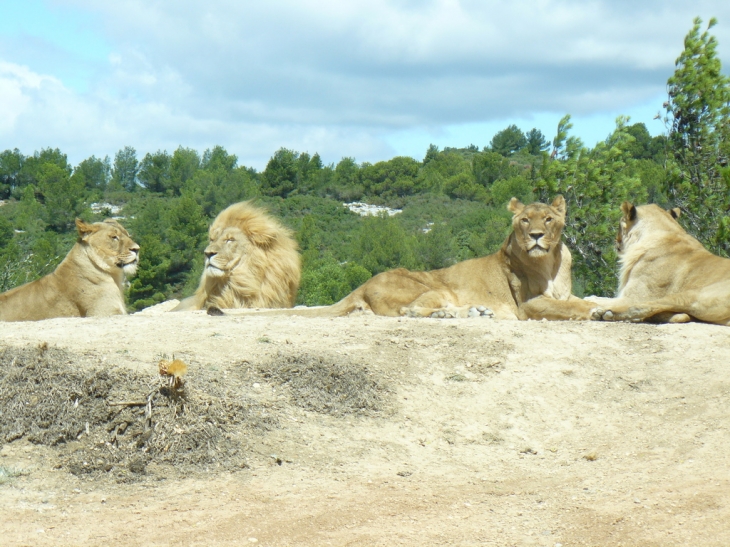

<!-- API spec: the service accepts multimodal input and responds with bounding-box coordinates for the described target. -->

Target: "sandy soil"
[1,308,730,546]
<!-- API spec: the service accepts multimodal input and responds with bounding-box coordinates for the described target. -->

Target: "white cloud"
[4,1,730,167]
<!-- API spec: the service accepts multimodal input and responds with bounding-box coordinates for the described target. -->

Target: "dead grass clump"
[260,352,389,415]
[0,345,275,478]
[0,345,138,446]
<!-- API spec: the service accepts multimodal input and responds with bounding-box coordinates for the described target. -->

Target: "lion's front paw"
[430,309,456,319]
[589,307,613,321]
[467,306,495,318]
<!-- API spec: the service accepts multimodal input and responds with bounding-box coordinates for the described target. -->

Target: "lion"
[589,202,730,325]
[0,218,139,322]
[225,196,594,320]
[172,201,301,311]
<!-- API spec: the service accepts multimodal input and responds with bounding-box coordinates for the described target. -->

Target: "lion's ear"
[245,228,277,248]
[508,197,525,215]
[620,202,637,221]
[75,218,100,239]
[669,207,681,219]
[551,195,566,216]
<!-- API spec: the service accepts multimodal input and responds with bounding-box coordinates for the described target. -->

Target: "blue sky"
[1,0,729,170]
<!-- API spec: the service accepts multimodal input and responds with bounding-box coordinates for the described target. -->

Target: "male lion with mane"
[590,202,730,325]
[173,201,300,311]
[0,218,139,321]
[230,196,594,320]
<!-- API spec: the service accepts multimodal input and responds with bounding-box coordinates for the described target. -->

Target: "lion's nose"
[530,232,544,241]
[205,250,217,259]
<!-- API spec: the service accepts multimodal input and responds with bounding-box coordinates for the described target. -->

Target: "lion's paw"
[589,307,609,321]
[467,306,495,318]
[430,310,456,318]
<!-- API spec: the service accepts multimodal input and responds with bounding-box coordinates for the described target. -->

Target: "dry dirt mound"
[0,344,389,481]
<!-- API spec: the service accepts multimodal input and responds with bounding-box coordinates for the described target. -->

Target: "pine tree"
[664,17,730,253]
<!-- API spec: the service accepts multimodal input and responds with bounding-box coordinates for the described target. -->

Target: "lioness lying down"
[0,218,139,322]
[590,202,730,325]
[227,196,594,320]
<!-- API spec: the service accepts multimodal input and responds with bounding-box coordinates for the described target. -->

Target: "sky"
[1,0,729,171]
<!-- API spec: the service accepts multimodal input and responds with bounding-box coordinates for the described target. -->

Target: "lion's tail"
[210,291,366,318]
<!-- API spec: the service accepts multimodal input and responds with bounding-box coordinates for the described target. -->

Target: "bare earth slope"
[1,311,729,546]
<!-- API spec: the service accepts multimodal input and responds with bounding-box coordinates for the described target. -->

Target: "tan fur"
[590,202,730,325]
[0,218,139,322]
[241,196,594,320]
[173,201,300,311]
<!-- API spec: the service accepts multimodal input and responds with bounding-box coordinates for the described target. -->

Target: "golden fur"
[173,201,300,311]
[590,202,730,325]
[0,218,139,322]
[244,196,593,320]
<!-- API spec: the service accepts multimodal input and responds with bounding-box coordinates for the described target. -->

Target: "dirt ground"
[1,305,729,546]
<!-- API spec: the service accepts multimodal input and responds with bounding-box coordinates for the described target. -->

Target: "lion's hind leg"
[400,290,464,318]
[592,289,727,324]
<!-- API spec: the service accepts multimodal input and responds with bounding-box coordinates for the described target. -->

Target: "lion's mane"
[174,201,300,311]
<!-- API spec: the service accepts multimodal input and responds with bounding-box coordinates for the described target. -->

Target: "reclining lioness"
[0,218,139,321]
[590,202,730,325]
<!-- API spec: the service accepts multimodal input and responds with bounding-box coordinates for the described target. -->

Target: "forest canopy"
[1,18,728,311]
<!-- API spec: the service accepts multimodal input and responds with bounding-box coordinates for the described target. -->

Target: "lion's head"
[76,218,139,277]
[507,195,566,258]
[190,201,301,310]
[615,201,682,254]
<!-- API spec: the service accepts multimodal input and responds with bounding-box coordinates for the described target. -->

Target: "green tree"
[472,150,522,187]
[525,128,550,155]
[138,150,172,194]
[327,157,363,201]
[350,214,420,274]
[416,223,457,270]
[261,148,299,197]
[0,149,24,199]
[202,145,237,172]
[490,175,535,207]
[111,146,139,192]
[169,146,201,196]
[490,125,527,156]
[423,144,440,165]
[0,215,13,248]
[663,17,730,253]
[360,156,421,198]
[72,155,110,196]
[36,163,88,232]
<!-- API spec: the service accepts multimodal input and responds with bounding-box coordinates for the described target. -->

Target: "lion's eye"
[545,217,553,223]
[521,218,529,224]
[111,236,119,241]
[225,238,235,243]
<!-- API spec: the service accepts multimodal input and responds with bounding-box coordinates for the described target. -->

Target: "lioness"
[231,196,594,320]
[173,201,300,311]
[0,218,139,321]
[590,202,730,325]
